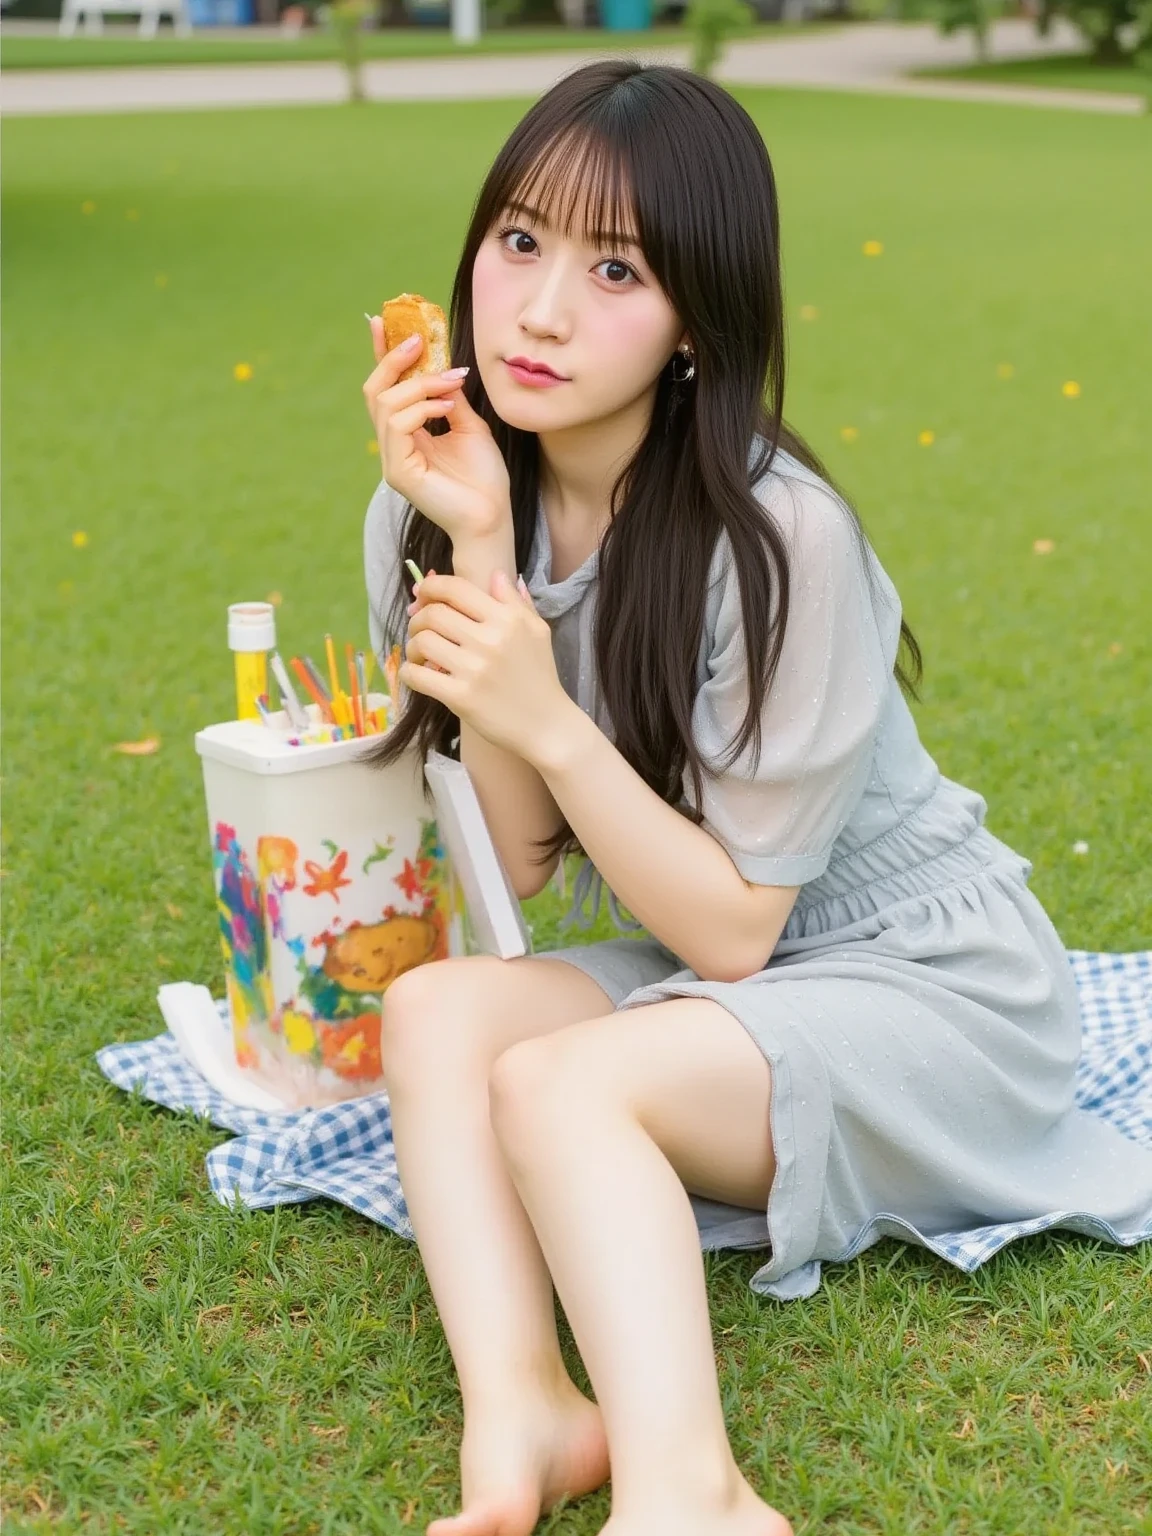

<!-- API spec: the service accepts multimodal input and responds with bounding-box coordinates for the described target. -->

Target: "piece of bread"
[381,292,450,381]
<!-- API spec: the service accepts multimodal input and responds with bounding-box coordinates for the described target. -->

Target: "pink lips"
[504,356,569,389]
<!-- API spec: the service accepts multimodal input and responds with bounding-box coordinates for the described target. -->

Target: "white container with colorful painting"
[195,701,466,1109]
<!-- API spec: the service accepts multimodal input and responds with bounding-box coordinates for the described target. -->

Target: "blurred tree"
[685,0,754,75]
[889,0,1007,62]
[934,0,1008,60]
[1137,0,1152,73]
[1036,0,1144,62]
[483,0,524,25]
[317,0,373,97]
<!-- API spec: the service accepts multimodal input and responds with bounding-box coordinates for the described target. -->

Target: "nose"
[517,251,575,344]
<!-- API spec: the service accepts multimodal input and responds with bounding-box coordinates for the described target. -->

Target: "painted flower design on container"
[302,850,352,901]
[321,1015,383,1079]
[395,856,435,902]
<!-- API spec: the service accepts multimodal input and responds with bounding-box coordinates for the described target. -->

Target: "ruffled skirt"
[526,782,1152,1298]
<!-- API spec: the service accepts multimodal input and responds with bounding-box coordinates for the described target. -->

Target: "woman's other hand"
[402,570,573,761]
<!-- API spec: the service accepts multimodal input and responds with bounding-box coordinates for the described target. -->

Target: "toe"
[426,1492,540,1536]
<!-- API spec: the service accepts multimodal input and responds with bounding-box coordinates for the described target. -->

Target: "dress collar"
[522,493,600,621]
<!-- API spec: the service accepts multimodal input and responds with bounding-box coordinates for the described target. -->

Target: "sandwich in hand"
[381,292,450,381]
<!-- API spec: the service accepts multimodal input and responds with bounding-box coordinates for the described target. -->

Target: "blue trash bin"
[599,0,651,27]
[189,0,253,23]
[405,0,450,23]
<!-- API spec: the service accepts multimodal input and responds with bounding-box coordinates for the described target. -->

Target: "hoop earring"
[670,347,696,385]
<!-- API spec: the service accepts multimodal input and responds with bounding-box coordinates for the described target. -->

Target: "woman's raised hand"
[363,316,512,546]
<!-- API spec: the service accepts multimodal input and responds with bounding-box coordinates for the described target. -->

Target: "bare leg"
[488,997,793,1536]
[379,954,618,1536]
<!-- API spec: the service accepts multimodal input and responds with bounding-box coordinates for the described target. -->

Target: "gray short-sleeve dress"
[365,449,1152,1301]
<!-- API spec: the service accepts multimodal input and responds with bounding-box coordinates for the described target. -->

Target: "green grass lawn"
[3,90,1151,1533]
[0,18,818,69]
[917,50,1150,99]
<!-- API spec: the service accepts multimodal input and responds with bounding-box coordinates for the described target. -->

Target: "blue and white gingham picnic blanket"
[96,950,1152,1300]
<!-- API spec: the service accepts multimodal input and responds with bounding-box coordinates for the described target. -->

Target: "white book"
[424,749,532,960]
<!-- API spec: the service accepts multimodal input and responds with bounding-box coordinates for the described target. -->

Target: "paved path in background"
[1,18,1145,115]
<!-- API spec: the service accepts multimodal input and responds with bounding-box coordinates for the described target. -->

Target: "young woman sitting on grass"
[361,58,1152,1536]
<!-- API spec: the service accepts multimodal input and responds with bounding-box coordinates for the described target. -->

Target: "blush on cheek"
[590,299,675,387]
[471,247,517,347]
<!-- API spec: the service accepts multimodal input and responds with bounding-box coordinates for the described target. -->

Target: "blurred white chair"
[58,0,193,37]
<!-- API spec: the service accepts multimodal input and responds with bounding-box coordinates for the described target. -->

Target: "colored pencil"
[355,650,370,733]
[270,651,308,729]
[290,656,334,723]
[301,655,332,705]
[384,644,400,700]
[346,642,364,737]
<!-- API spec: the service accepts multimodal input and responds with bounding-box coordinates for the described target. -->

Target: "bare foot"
[426,1383,610,1536]
[597,1478,793,1536]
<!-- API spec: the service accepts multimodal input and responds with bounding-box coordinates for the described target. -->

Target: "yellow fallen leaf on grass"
[113,737,161,756]
[1062,380,1081,398]
[1033,539,1055,554]
[997,362,1015,379]
[799,304,819,321]
[840,426,859,443]
[72,530,89,548]
[367,438,379,454]
[918,429,935,447]
[233,362,253,382]
[862,240,883,257]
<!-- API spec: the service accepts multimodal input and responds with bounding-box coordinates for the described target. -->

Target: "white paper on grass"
[423,749,531,960]
[157,981,288,1111]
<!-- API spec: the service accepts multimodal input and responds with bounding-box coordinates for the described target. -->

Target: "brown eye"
[596,257,639,287]
[497,225,537,256]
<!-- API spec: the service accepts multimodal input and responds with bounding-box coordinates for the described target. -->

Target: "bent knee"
[379,954,513,1087]
[488,1035,571,1148]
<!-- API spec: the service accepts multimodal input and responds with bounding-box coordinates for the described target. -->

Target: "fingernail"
[401,334,421,350]
[441,366,469,380]
[363,312,374,324]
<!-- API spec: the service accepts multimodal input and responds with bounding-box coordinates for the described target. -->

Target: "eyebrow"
[504,199,641,251]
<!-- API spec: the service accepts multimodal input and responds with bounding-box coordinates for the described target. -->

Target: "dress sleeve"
[686,472,903,888]
[363,479,410,667]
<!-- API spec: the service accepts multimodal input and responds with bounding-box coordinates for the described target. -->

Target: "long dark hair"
[371,59,922,874]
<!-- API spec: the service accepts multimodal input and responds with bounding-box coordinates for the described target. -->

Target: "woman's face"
[471,185,687,434]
